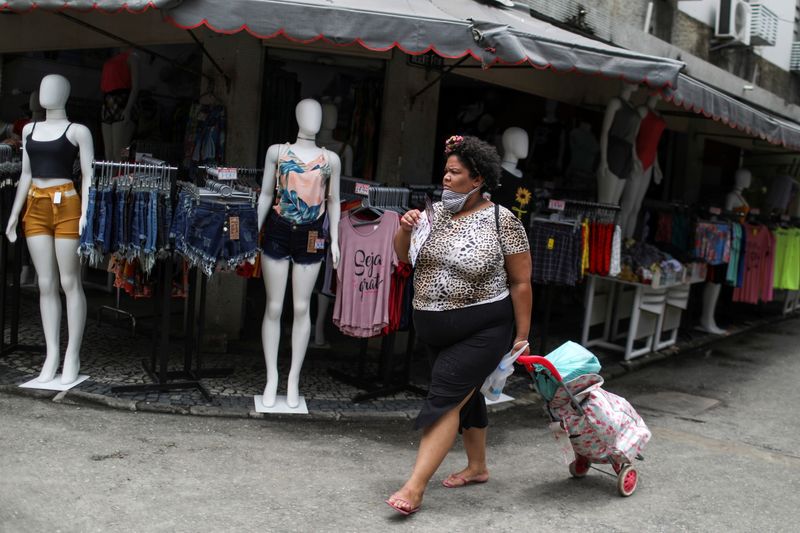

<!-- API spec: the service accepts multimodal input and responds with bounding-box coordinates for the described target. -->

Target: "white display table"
[581,274,704,360]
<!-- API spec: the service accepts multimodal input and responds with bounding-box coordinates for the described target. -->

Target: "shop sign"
[408,52,444,70]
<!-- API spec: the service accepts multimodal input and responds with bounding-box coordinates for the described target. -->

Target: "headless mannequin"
[619,95,664,238]
[258,99,342,408]
[500,126,528,178]
[698,168,751,335]
[101,48,139,161]
[4,74,94,384]
[313,103,353,347]
[598,83,640,205]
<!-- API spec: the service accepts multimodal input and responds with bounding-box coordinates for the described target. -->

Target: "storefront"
[2,0,799,412]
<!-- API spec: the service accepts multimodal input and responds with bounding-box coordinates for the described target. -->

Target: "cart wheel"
[617,465,638,497]
[569,456,590,478]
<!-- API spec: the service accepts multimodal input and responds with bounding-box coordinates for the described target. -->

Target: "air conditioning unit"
[715,0,751,46]
[791,42,800,72]
[750,3,778,46]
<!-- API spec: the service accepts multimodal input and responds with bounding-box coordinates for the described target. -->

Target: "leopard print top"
[413,202,530,312]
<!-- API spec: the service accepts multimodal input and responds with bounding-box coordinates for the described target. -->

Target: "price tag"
[781,214,791,222]
[229,216,240,240]
[549,421,573,465]
[750,208,761,216]
[547,237,555,250]
[218,167,238,181]
[548,199,566,212]
[354,182,371,196]
[709,206,722,215]
[53,192,62,204]
[315,238,326,250]
[307,230,319,253]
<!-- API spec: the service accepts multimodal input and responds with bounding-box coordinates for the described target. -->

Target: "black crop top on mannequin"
[25,122,79,179]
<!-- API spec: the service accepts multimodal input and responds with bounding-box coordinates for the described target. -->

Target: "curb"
[2,313,795,421]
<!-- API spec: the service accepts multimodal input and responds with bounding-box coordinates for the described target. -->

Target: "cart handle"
[516,355,584,415]
[516,355,563,381]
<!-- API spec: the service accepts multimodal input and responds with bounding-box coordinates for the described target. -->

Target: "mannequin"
[698,168,751,335]
[527,99,564,177]
[500,126,527,178]
[598,83,641,205]
[566,120,599,178]
[100,48,139,161]
[619,94,666,238]
[313,102,353,348]
[492,127,536,228]
[4,74,93,385]
[258,99,342,408]
[764,173,799,214]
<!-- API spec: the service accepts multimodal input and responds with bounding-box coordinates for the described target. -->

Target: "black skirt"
[413,297,514,432]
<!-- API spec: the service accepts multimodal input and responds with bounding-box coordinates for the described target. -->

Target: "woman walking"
[387,135,532,515]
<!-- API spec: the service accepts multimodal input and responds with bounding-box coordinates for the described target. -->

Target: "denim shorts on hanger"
[181,199,259,276]
[261,209,326,264]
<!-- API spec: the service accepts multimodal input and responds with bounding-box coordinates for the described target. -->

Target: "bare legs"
[27,236,86,384]
[388,391,487,512]
[261,256,323,408]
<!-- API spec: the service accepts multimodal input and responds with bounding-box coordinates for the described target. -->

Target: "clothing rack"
[366,186,410,214]
[328,326,427,403]
[91,159,177,333]
[110,254,219,400]
[0,160,45,358]
[340,176,382,202]
[533,198,621,355]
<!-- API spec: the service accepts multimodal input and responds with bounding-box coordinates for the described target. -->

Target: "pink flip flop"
[385,498,420,516]
[442,473,490,488]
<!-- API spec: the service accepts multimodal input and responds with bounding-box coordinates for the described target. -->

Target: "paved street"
[2,318,799,533]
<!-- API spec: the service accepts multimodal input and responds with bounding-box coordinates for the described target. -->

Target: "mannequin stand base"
[254,395,308,414]
[20,374,89,391]
[694,325,728,336]
[484,393,514,406]
[111,360,215,402]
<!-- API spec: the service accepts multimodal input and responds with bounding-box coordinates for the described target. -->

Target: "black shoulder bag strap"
[495,203,504,253]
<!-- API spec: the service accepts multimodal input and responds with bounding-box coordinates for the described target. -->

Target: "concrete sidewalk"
[1,317,799,532]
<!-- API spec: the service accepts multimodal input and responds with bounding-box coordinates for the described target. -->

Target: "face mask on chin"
[441,186,480,214]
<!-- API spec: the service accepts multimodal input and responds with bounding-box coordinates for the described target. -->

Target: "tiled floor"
[0,290,532,416]
[3,284,792,417]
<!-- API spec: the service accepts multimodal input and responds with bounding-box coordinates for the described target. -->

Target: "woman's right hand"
[400,209,422,233]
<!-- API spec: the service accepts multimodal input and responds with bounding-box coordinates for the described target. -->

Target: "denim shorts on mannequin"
[261,209,327,264]
[181,199,259,276]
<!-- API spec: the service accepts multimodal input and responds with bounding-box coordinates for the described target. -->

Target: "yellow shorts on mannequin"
[22,182,81,239]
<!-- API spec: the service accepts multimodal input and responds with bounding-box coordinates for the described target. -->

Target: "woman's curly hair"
[444,135,502,192]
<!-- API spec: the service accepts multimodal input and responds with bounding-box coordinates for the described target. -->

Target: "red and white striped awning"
[0,1,179,13]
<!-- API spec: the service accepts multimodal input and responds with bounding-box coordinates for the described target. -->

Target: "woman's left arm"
[505,251,532,354]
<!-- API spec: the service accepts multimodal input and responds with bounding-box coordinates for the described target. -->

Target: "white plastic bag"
[481,342,529,401]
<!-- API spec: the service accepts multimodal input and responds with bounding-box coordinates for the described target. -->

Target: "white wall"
[678,0,716,26]
[754,0,794,71]
[679,0,796,72]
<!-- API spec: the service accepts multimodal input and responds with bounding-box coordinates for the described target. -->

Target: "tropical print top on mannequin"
[274,144,331,223]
